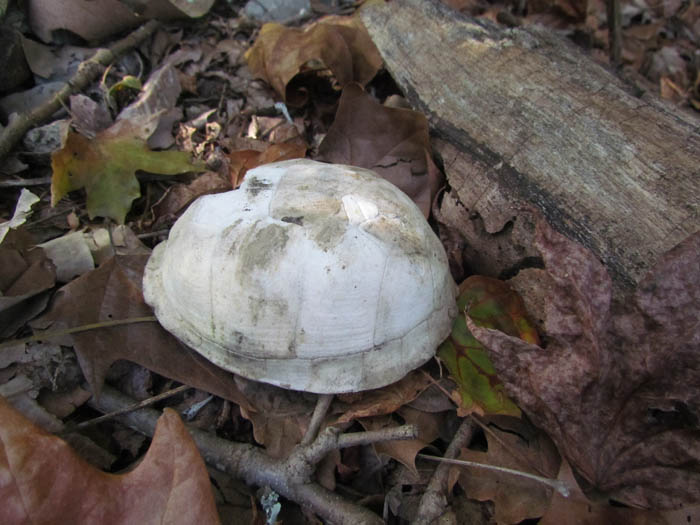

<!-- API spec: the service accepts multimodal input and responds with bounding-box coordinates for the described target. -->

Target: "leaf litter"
[0,0,698,523]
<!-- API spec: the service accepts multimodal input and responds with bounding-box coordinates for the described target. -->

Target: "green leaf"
[51,120,205,223]
[438,276,540,417]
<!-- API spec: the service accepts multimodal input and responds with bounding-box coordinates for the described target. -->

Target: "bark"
[360,0,699,293]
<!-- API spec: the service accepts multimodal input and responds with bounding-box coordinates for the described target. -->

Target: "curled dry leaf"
[467,219,700,509]
[0,395,219,525]
[334,370,434,424]
[317,83,442,217]
[244,13,382,104]
[359,413,438,478]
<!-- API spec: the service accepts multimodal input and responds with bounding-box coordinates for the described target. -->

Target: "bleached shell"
[143,159,456,393]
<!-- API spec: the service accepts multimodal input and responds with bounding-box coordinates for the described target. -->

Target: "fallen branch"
[0,19,160,161]
[360,0,700,293]
[90,384,418,525]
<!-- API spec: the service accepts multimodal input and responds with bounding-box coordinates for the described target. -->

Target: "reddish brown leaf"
[317,83,442,217]
[540,459,696,525]
[0,396,219,524]
[334,370,433,423]
[33,255,253,412]
[467,220,700,509]
[228,142,307,189]
[236,379,315,458]
[151,171,232,220]
[0,228,56,338]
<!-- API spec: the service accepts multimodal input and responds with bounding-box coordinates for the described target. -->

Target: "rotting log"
[360,0,699,294]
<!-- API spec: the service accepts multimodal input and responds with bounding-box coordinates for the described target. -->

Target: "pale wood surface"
[360,0,699,291]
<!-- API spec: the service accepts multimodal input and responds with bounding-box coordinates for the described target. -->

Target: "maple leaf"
[438,276,539,417]
[51,119,204,223]
[467,219,700,509]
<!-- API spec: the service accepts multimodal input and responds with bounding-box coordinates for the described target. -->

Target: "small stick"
[62,384,190,433]
[417,453,570,497]
[607,0,622,68]
[413,417,476,525]
[301,393,334,446]
[0,316,157,350]
[0,177,53,187]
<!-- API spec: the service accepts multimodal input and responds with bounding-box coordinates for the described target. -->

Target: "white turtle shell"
[143,159,456,393]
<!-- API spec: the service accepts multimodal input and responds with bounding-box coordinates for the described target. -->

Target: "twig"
[301,393,334,446]
[89,385,419,525]
[416,454,570,497]
[412,417,476,525]
[0,19,161,161]
[0,316,157,350]
[62,384,190,433]
[606,0,622,68]
[0,177,53,187]
[136,229,170,240]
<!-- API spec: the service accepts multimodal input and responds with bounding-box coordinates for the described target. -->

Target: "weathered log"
[360,0,699,293]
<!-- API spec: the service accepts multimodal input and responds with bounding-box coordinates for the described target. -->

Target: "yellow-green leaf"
[51,120,204,223]
[438,276,540,417]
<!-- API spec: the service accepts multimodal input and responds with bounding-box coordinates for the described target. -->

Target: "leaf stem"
[0,316,158,350]
[416,453,570,497]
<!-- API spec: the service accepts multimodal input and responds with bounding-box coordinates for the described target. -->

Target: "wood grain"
[360,0,699,291]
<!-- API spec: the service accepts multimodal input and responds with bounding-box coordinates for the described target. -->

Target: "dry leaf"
[455,416,560,524]
[317,83,442,217]
[468,220,700,509]
[0,228,56,338]
[236,378,315,458]
[335,371,433,423]
[228,142,307,188]
[0,395,219,524]
[33,255,253,412]
[360,415,432,477]
[244,13,382,104]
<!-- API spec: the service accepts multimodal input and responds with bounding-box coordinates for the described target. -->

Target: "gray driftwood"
[360,0,699,293]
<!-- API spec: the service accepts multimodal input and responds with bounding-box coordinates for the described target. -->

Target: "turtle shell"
[143,159,456,393]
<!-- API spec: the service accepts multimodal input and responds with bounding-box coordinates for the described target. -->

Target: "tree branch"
[90,384,418,525]
[0,19,161,161]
